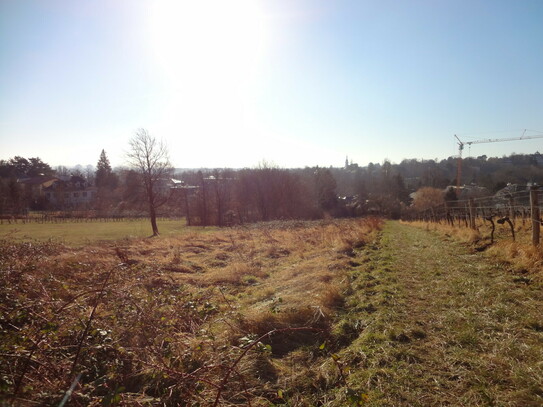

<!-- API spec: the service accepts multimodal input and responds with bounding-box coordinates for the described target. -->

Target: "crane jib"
[454,131,543,193]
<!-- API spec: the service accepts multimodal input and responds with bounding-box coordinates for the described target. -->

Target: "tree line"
[2,129,543,235]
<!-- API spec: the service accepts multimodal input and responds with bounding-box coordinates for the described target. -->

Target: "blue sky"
[1,0,542,169]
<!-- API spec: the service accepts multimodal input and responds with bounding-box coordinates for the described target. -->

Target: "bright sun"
[145,0,269,164]
[148,0,266,99]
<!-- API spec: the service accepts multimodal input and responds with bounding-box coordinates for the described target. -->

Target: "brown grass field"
[0,218,383,406]
[2,217,543,406]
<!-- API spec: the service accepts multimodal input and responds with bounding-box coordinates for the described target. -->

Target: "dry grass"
[337,221,543,406]
[0,217,383,406]
[407,220,482,244]
[486,241,543,273]
[405,219,543,279]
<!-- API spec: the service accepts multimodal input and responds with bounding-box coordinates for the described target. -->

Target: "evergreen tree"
[95,150,118,189]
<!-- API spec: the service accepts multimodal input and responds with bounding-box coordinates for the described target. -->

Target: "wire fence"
[0,211,183,225]
[405,187,542,245]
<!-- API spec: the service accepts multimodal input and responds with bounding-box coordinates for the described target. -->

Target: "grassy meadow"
[0,218,208,245]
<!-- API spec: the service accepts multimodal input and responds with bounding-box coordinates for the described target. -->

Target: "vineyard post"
[468,198,476,230]
[530,186,540,247]
[445,202,453,226]
[509,195,515,224]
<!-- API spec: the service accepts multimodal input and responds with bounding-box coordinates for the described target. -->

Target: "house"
[444,184,490,201]
[43,175,97,208]
[18,175,59,198]
[152,178,186,195]
[17,175,60,210]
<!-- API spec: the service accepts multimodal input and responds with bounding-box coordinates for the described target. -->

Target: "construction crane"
[454,130,543,191]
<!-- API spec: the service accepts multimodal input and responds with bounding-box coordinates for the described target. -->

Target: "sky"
[1,0,543,169]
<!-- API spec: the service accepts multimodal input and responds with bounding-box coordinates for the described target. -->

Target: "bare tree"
[126,129,173,236]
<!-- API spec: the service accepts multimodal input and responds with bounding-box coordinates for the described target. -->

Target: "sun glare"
[146,0,268,164]
[149,0,266,84]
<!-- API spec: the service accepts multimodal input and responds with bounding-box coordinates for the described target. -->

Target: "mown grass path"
[345,221,543,406]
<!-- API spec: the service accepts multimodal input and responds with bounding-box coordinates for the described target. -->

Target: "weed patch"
[0,218,383,406]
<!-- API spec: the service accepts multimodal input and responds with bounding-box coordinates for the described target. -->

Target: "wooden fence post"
[468,198,476,230]
[531,187,540,247]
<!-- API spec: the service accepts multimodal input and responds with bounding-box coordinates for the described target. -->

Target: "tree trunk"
[150,204,159,236]
[184,189,191,226]
[200,174,208,226]
[148,185,159,236]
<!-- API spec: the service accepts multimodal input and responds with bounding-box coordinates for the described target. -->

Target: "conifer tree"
[95,150,117,189]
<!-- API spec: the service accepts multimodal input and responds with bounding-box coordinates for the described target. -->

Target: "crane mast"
[455,131,543,192]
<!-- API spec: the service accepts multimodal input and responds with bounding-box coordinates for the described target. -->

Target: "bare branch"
[126,129,173,236]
